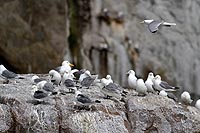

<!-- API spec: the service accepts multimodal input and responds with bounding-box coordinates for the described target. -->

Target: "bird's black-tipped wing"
[104,83,120,93]
[2,70,17,79]
[148,21,162,33]
[160,81,175,90]
[33,91,48,99]
[81,77,95,87]
[64,79,75,87]
[77,94,92,104]
[43,83,55,92]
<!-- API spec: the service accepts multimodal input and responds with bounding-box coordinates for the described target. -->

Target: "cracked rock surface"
[0,75,200,133]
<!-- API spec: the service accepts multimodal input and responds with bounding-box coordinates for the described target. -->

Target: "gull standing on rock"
[127,70,137,89]
[79,70,91,82]
[140,19,176,33]
[75,90,101,105]
[37,80,57,95]
[181,91,193,105]
[101,75,113,86]
[0,64,24,83]
[31,85,49,99]
[54,60,74,75]
[62,72,77,93]
[136,79,147,95]
[153,75,179,92]
[145,72,155,93]
[31,75,45,84]
[159,90,177,101]
[49,70,61,86]
[101,83,122,100]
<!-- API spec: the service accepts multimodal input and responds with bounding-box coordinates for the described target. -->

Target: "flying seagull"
[140,19,176,33]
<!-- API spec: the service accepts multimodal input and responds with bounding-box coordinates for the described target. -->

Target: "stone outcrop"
[0,75,200,132]
[0,0,66,73]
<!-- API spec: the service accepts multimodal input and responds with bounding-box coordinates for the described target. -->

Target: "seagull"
[153,75,179,92]
[145,72,155,93]
[140,19,176,33]
[136,79,147,95]
[100,75,113,86]
[195,99,200,110]
[49,70,61,86]
[101,83,122,99]
[159,90,177,101]
[0,64,24,83]
[31,75,45,84]
[54,60,74,75]
[79,70,91,82]
[62,71,75,84]
[37,81,57,95]
[75,90,101,105]
[31,85,49,99]
[64,79,77,93]
[126,70,137,89]
[81,76,96,88]
[181,91,193,105]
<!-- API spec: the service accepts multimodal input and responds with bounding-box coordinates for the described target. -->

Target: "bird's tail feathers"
[94,100,101,103]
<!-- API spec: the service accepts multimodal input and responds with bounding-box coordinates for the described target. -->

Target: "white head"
[159,90,168,97]
[85,70,91,76]
[31,85,38,91]
[31,75,39,83]
[127,70,135,75]
[147,72,154,80]
[62,60,74,67]
[75,90,82,97]
[181,91,192,103]
[154,75,161,80]
[106,75,111,79]
[140,19,154,24]
[0,65,6,71]
[49,70,56,75]
[37,80,47,89]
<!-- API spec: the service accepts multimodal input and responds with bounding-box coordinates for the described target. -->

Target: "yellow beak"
[69,63,74,67]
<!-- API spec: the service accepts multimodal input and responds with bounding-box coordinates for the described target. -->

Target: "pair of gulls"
[140,19,176,33]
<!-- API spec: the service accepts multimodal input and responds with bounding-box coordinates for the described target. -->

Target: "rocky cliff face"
[0,0,66,73]
[0,75,200,132]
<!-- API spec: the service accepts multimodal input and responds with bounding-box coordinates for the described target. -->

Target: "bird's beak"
[140,21,144,23]
[69,63,74,67]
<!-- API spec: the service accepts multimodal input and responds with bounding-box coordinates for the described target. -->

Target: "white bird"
[62,71,75,84]
[181,91,193,105]
[159,90,168,97]
[36,81,57,94]
[31,75,45,84]
[136,79,147,95]
[140,19,176,33]
[127,70,137,89]
[75,90,100,105]
[153,75,179,92]
[100,75,113,86]
[31,85,49,99]
[55,60,74,75]
[79,70,91,82]
[145,72,155,93]
[49,70,61,86]
[195,99,200,110]
[101,83,122,100]
[159,90,178,101]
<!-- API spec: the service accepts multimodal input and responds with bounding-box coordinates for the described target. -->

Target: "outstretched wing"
[162,22,176,27]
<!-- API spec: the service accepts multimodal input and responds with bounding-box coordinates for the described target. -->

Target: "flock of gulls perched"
[0,60,200,110]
